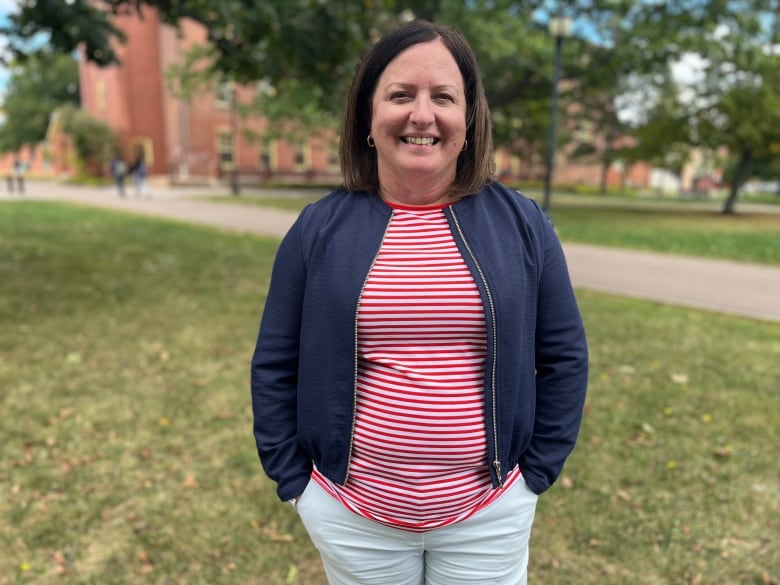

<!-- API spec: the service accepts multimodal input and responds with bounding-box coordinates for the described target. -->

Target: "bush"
[57,104,120,177]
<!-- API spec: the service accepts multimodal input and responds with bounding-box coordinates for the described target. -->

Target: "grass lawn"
[1,201,778,584]
[211,191,780,266]
[550,206,780,266]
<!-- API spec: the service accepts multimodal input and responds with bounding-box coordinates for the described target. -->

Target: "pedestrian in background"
[13,159,25,195]
[251,19,588,585]
[110,154,128,197]
[129,147,148,197]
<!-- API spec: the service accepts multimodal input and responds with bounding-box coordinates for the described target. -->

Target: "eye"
[434,93,455,103]
[390,91,412,102]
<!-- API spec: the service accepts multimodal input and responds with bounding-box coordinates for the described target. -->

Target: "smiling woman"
[369,39,467,206]
[250,19,589,585]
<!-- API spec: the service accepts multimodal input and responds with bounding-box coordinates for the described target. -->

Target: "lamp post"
[230,84,240,196]
[542,14,572,214]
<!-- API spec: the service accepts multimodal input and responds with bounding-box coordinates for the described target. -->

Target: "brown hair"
[339,20,494,197]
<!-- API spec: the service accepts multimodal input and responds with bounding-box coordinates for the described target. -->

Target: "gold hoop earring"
[461,139,468,152]
[367,135,375,148]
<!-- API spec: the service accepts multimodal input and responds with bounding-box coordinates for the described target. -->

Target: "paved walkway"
[6,180,780,323]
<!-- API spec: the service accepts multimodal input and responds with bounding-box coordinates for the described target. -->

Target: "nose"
[409,96,435,127]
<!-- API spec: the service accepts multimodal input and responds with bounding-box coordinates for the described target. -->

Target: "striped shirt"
[314,202,519,531]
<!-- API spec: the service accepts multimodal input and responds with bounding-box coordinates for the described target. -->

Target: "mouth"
[401,136,439,146]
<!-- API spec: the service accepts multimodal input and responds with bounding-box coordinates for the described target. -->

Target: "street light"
[230,83,240,196]
[542,13,572,214]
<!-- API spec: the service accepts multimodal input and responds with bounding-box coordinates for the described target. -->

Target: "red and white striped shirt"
[314,202,519,531]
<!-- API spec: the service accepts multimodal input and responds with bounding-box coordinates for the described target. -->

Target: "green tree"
[619,0,780,213]
[626,73,692,184]
[712,77,780,210]
[695,46,780,213]
[0,51,79,152]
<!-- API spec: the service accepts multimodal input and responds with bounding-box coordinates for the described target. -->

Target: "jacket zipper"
[344,210,395,485]
[448,207,503,488]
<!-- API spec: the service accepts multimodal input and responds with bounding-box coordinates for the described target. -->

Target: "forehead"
[378,39,463,86]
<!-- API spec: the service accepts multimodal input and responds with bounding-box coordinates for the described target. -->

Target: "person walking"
[250,19,588,585]
[129,148,149,197]
[110,154,128,197]
[13,159,25,195]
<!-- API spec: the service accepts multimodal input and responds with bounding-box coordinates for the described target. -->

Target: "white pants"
[296,477,539,585]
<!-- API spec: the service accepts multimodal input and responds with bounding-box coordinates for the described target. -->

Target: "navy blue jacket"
[251,182,588,501]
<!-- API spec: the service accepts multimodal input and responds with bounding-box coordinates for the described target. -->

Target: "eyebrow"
[383,82,462,94]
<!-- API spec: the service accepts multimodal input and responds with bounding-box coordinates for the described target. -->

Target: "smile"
[401,136,438,146]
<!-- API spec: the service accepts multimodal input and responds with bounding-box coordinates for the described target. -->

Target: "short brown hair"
[340,20,494,198]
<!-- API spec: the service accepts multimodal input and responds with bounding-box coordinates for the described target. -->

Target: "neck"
[378,175,456,207]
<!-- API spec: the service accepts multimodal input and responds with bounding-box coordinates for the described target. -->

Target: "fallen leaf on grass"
[713,445,733,458]
[52,550,68,576]
[262,523,294,542]
[182,474,200,489]
[138,550,154,574]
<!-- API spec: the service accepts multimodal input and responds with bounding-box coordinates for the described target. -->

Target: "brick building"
[77,6,340,187]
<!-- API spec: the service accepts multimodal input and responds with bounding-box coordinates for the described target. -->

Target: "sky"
[0,0,16,102]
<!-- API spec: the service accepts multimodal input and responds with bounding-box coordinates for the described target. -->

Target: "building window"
[328,142,339,172]
[259,139,272,170]
[293,142,310,172]
[217,130,234,170]
[294,144,305,167]
[96,79,107,112]
[131,137,154,165]
[510,155,521,176]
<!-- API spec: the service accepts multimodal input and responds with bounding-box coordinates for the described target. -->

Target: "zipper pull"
[493,460,504,488]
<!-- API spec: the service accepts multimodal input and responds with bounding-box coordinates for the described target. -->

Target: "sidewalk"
[7,179,780,323]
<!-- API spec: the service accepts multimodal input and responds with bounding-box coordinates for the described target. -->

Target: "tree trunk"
[722,148,752,215]
[600,151,611,195]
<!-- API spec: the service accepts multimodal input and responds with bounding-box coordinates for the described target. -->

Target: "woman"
[251,19,588,585]
[129,147,148,197]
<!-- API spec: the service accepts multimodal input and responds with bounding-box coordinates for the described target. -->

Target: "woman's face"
[370,39,467,201]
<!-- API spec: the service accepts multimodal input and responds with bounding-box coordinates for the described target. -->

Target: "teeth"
[404,136,436,145]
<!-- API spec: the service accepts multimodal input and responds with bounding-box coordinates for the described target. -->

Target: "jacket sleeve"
[520,211,589,494]
[250,214,312,501]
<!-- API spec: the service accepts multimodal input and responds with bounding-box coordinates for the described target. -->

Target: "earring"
[367,135,375,148]
[461,139,468,152]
